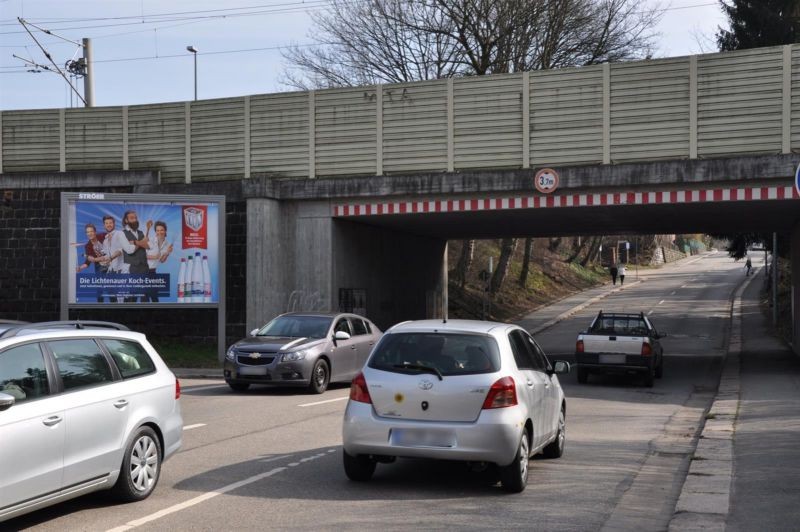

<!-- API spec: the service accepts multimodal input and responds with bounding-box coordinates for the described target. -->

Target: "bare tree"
[283,0,662,89]
[518,237,534,286]
[490,237,518,294]
[454,239,475,288]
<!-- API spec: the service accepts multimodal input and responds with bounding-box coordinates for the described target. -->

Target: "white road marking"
[106,467,287,532]
[298,396,348,407]
[182,423,206,431]
[670,291,676,295]
[107,449,341,531]
[658,300,665,305]
[647,310,654,316]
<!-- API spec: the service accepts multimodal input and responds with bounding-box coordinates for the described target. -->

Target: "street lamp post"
[186,45,198,101]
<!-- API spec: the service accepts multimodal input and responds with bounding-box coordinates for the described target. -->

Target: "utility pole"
[83,38,94,107]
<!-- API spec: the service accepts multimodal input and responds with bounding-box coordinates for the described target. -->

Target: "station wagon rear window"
[369,333,501,376]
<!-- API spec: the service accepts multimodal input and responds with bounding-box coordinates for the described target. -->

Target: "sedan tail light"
[641,342,653,356]
[576,339,584,354]
[482,377,518,409]
[175,378,181,399]
[349,372,372,404]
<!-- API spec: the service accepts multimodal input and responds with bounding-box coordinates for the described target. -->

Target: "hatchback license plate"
[391,428,455,448]
[599,354,626,364]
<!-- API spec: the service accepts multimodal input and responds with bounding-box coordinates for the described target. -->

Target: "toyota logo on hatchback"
[418,379,434,390]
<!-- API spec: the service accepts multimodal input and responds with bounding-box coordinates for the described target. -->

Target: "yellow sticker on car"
[394,393,404,403]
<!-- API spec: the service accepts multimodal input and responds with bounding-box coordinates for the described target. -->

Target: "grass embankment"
[447,239,608,322]
[150,338,219,368]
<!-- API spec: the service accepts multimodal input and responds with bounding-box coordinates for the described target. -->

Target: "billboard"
[62,193,224,306]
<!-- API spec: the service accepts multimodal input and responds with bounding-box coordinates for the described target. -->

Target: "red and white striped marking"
[333,185,799,217]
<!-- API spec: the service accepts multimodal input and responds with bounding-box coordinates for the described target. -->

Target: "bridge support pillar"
[793,222,800,356]
[246,198,448,332]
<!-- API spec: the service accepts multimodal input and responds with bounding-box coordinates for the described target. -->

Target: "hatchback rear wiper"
[392,363,443,381]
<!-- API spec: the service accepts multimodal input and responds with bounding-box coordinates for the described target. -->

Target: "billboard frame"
[60,192,227,360]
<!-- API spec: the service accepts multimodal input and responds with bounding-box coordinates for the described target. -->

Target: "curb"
[667,268,755,531]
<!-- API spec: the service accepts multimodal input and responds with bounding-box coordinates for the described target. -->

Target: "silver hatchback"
[0,321,182,523]
[342,319,570,492]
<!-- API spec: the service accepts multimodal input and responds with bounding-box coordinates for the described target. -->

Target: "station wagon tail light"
[482,376,517,409]
[349,372,372,404]
[175,378,181,399]
[641,342,653,356]
[576,339,584,353]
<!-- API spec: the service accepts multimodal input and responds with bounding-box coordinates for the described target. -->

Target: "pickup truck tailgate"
[582,334,644,354]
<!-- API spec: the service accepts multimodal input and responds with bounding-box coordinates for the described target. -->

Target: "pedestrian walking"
[618,264,627,285]
[610,264,618,285]
[745,257,752,276]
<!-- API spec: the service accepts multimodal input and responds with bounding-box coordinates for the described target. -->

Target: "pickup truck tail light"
[641,342,653,356]
[576,339,584,354]
[482,377,518,409]
[349,372,372,404]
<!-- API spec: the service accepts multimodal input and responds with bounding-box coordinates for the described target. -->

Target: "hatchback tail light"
[641,342,653,356]
[175,378,181,399]
[482,377,518,409]
[576,339,584,354]
[349,372,372,404]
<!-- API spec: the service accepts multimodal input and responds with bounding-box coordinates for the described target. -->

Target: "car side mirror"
[0,392,15,412]
[334,331,351,341]
[553,361,570,375]
[250,328,259,337]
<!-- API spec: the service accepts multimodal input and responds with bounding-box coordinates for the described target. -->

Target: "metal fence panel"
[530,65,604,166]
[1,110,61,172]
[191,98,245,182]
[698,47,783,157]
[610,58,690,162]
[454,74,523,170]
[383,80,448,173]
[66,107,124,171]
[129,103,187,183]
[250,92,309,178]
[315,87,377,177]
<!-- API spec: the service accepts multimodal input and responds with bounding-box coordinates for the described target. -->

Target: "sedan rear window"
[369,333,500,376]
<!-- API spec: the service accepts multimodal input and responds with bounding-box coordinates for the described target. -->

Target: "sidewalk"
[670,269,800,531]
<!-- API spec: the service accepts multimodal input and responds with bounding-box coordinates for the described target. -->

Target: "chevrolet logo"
[249,353,261,359]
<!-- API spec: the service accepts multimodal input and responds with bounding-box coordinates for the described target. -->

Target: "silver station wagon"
[0,321,182,523]
[224,312,382,394]
[342,319,570,492]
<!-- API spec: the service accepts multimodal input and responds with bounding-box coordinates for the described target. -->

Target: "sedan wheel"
[308,359,330,394]
[500,431,529,493]
[112,426,162,501]
[543,407,566,459]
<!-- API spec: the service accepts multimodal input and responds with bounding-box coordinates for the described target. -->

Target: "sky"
[0,1,728,111]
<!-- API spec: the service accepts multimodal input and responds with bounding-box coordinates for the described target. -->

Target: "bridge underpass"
[246,155,800,354]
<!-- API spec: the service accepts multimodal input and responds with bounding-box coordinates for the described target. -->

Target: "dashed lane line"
[106,449,338,531]
[183,424,206,431]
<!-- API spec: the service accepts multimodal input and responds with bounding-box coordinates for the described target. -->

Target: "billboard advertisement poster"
[63,194,222,305]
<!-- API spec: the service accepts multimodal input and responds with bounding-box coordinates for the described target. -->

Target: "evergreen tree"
[717,0,800,51]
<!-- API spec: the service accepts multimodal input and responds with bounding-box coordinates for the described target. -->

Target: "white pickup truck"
[575,311,666,387]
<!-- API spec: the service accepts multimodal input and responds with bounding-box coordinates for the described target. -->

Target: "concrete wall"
[332,220,447,330]
[246,198,447,332]
[793,222,800,356]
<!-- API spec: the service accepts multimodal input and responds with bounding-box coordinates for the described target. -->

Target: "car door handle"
[113,400,129,409]
[351,346,357,350]
[42,415,63,427]
[526,381,535,388]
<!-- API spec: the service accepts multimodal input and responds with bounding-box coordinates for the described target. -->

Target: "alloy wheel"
[130,434,159,492]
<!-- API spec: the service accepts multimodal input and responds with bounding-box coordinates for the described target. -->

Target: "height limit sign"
[534,168,559,194]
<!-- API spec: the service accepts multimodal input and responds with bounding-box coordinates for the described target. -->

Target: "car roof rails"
[0,320,130,339]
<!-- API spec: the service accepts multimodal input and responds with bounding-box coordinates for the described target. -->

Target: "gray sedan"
[223,312,382,394]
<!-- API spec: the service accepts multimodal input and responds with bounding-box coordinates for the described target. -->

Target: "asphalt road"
[8,253,752,532]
